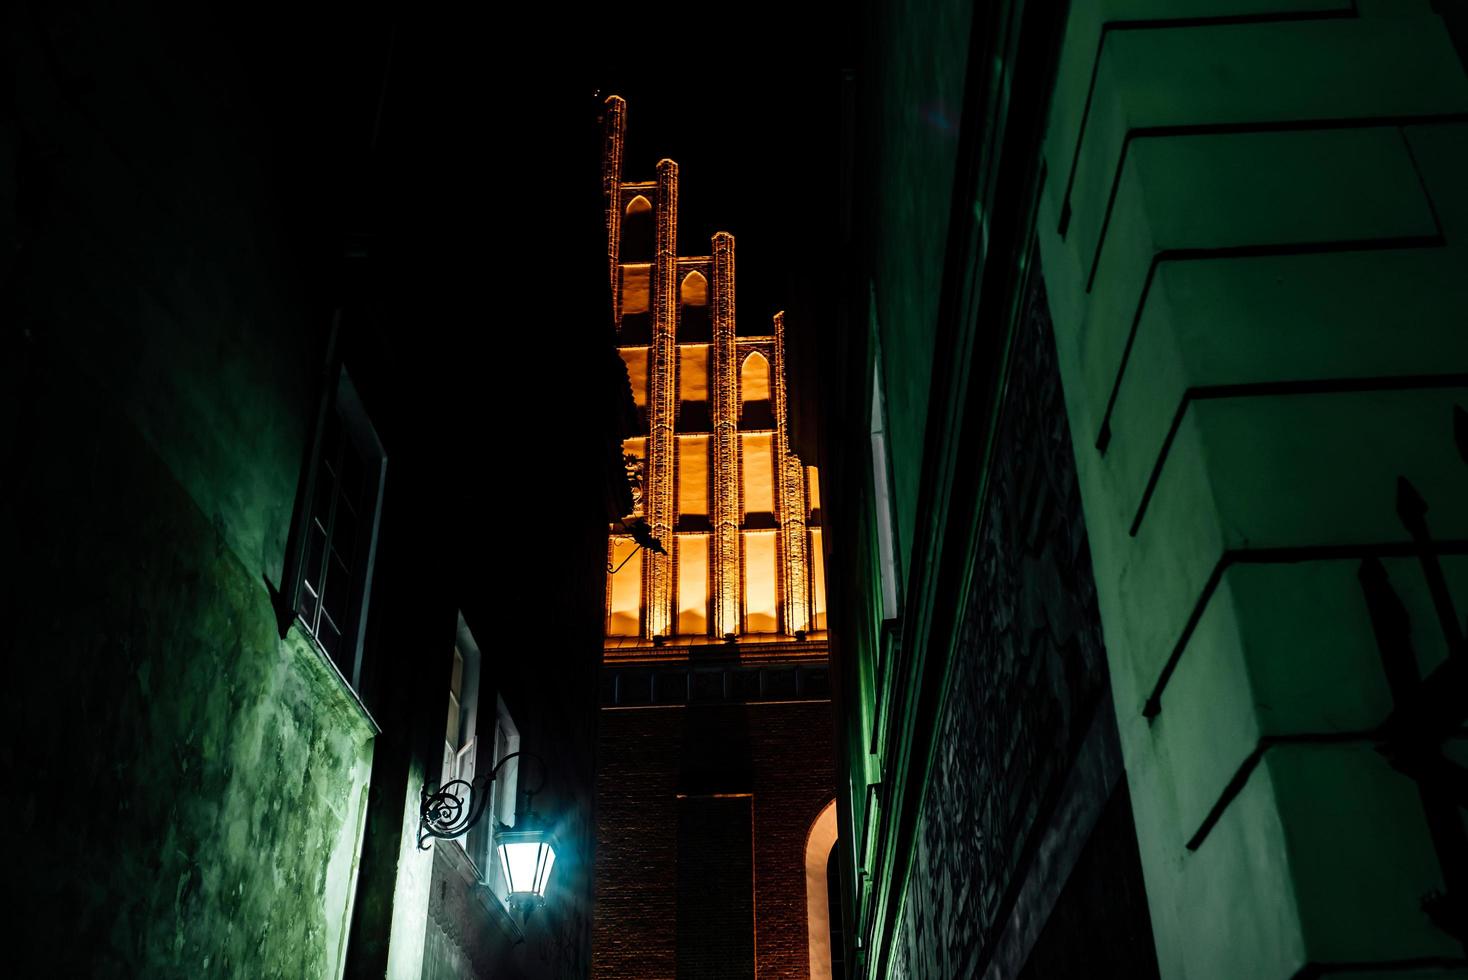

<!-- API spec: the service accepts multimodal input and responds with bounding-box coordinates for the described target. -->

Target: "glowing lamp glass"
[496,830,557,903]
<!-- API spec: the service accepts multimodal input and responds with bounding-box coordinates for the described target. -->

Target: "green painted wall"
[831,2,1468,977]
[1037,3,1468,975]
[6,348,375,978]
[4,6,378,972]
[864,0,974,584]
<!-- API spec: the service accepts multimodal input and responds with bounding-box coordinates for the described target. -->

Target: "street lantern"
[419,750,560,908]
[495,826,557,907]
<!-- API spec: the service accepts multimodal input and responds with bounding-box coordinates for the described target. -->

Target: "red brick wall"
[676,796,755,975]
[593,699,836,979]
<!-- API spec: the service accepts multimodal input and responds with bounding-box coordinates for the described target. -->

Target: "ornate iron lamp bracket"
[417,750,545,850]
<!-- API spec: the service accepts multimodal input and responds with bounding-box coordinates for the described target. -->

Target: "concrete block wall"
[1036,3,1468,976]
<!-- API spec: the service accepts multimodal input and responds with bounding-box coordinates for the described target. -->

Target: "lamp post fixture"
[418,750,559,908]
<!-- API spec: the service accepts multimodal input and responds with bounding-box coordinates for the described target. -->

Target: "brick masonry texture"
[593,699,835,979]
[888,281,1157,980]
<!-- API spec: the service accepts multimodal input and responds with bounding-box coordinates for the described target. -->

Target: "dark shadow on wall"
[1016,783,1160,980]
[676,700,755,979]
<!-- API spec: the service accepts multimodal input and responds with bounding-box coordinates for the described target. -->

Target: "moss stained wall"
[5,348,375,978]
[3,4,379,975]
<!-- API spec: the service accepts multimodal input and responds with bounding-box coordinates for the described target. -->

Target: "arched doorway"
[805,800,839,980]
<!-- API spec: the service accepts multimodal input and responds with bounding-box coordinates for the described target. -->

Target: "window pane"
[676,535,708,636]
[299,368,385,689]
[678,436,709,517]
[312,464,336,530]
[302,524,327,595]
[341,435,366,501]
[318,616,342,660]
[621,262,651,314]
[324,552,350,628]
[740,351,770,404]
[494,719,517,826]
[320,408,342,467]
[811,527,827,631]
[330,498,358,567]
[679,345,709,403]
[608,537,642,636]
[679,270,708,305]
[297,581,318,626]
[741,433,774,515]
[744,530,778,632]
[445,692,461,749]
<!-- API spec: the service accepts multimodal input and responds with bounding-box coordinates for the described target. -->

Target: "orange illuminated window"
[623,196,653,263]
[608,537,642,636]
[741,351,771,405]
[741,433,774,515]
[676,534,709,635]
[678,436,709,517]
[743,530,778,633]
[679,345,711,430]
[620,348,650,410]
[622,264,651,316]
[740,351,773,428]
[680,271,710,342]
[680,345,710,403]
[680,270,708,305]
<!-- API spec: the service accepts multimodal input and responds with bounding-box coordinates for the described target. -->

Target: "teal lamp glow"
[495,825,557,908]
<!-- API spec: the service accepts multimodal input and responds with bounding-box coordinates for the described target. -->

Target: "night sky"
[584,7,852,334]
[220,4,853,452]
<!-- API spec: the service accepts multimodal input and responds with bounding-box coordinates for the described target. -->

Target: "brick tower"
[592,96,838,980]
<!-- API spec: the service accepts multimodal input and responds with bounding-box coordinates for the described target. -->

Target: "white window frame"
[442,615,521,902]
[292,363,387,699]
[481,695,521,904]
[441,642,480,790]
[869,331,900,623]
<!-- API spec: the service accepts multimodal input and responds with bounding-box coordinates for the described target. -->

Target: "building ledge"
[603,630,829,660]
[284,621,380,739]
[433,837,524,945]
[599,658,831,708]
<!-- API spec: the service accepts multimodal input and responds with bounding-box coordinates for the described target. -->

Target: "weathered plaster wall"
[3,4,377,974]
[6,348,374,978]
